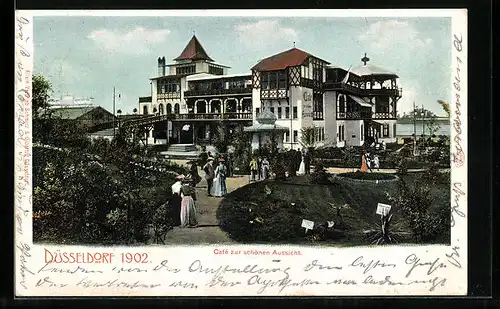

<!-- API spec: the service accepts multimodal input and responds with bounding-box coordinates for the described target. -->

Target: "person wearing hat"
[170,174,184,226]
[189,160,202,187]
[203,157,215,196]
[180,175,198,228]
[211,157,228,197]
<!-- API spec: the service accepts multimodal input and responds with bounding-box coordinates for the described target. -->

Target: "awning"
[349,95,372,107]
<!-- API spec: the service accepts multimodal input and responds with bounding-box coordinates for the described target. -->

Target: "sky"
[33,14,452,116]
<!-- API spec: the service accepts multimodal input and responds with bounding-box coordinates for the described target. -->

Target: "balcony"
[372,112,397,119]
[337,111,373,120]
[260,89,289,100]
[323,82,402,97]
[184,87,252,97]
[300,78,322,90]
[170,112,252,121]
[157,92,181,99]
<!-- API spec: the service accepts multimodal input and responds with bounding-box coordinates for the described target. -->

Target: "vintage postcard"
[15,9,468,296]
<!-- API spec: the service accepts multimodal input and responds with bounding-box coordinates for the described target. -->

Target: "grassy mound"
[336,171,397,181]
[217,176,402,245]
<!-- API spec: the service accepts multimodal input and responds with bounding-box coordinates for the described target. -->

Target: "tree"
[133,108,138,114]
[212,121,231,154]
[426,116,441,137]
[299,126,317,150]
[437,100,451,118]
[117,109,122,115]
[32,75,52,119]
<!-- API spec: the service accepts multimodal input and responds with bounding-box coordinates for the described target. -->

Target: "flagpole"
[413,101,416,156]
[113,86,116,139]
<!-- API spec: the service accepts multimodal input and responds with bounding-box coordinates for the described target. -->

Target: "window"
[176,65,196,75]
[269,72,277,89]
[383,124,389,137]
[174,103,180,114]
[158,80,180,93]
[159,104,164,115]
[228,79,245,89]
[313,93,323,119]
[256,108,260,117]
[293,107,298,119]
[285,131,290,142]
[338,125,345,141]
[361,124,364,141]
[293,130,298,143]
[285,107,290,118]
[277,107,282,119]
[209,65,224,75]
[278,71,287,89]
[270,107,275,114]
[166,104,172,114]
[143,105,149,115]
[261,72,269,90]
[393,123,396,137]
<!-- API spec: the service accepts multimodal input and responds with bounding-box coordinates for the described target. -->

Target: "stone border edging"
[333,173,399,183]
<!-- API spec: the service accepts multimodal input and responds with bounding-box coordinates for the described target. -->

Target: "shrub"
[387,172,450,243]
[271,153,287,180]
[310,162,330,184]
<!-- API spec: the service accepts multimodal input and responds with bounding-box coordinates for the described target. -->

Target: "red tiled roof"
[174,35,214,62]
[251,48,330,71]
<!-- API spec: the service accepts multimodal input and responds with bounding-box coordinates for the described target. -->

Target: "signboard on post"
[301,219,314,233]
[376,203,392,216]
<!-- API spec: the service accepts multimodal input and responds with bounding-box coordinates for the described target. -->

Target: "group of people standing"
[169,151,230,228]
[360,151,380,172]
[249,156,270,181]
[202,156,228,197]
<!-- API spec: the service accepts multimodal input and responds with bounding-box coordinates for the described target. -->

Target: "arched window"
[210,100,221,113]
[196,100,207,113]
[174,103,180,114]
[143,105,149,115]
[225,98,237,113]
[159,103,164,115]
[166,103,172,114]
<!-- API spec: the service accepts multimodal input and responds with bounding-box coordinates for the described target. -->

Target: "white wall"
[345,120,363,147]
[323,90,337,146]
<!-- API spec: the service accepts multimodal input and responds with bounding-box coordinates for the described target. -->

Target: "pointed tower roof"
[174,35,214,62]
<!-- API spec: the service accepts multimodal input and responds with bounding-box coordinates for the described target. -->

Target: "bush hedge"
[336,171,397,181]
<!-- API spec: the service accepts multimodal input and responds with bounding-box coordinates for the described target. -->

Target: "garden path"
[162,162,251,245]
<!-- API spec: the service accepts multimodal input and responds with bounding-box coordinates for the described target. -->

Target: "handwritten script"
[23,254,452,294]
[15,14,33,291]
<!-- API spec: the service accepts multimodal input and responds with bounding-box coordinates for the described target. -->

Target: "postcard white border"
[14,9,468,297]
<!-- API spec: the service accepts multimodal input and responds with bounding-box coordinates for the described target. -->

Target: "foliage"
[437,100,451,118]
[426,116,441,139]
[231,130,252,175]
[341,146,361,170]
[299,126,317,150]
[270,153,287,180]
[212,121,231,154]
[387,169,450,243]
[32,75,52,119]
[310,161,330,184]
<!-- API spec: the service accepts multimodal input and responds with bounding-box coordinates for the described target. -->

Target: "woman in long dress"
[261,157,270,179]
[180,177,198,228]
[297,150,306,175]
[170,175,184,226]
[211,159,228,197]
[360,151,369,172]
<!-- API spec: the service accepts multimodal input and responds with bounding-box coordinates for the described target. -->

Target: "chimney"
[158,57,166,76]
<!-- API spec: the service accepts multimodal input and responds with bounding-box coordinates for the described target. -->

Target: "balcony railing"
[260,89,289,100]
[372,112,396,119]
[170,112,252,121]
[323,82,402,97]
[157,92,181,99]
[336,111,396,120]
[336,111,373,120]
[184,87,252,97]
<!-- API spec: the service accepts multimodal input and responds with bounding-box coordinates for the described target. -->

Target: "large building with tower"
[135,35,402,149]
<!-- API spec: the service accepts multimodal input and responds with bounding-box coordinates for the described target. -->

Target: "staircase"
[161,144,199,160]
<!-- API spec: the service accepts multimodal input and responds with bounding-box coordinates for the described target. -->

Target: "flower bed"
[335,171,398,183]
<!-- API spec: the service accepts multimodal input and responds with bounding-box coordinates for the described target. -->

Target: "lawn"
[217,172,450,246]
